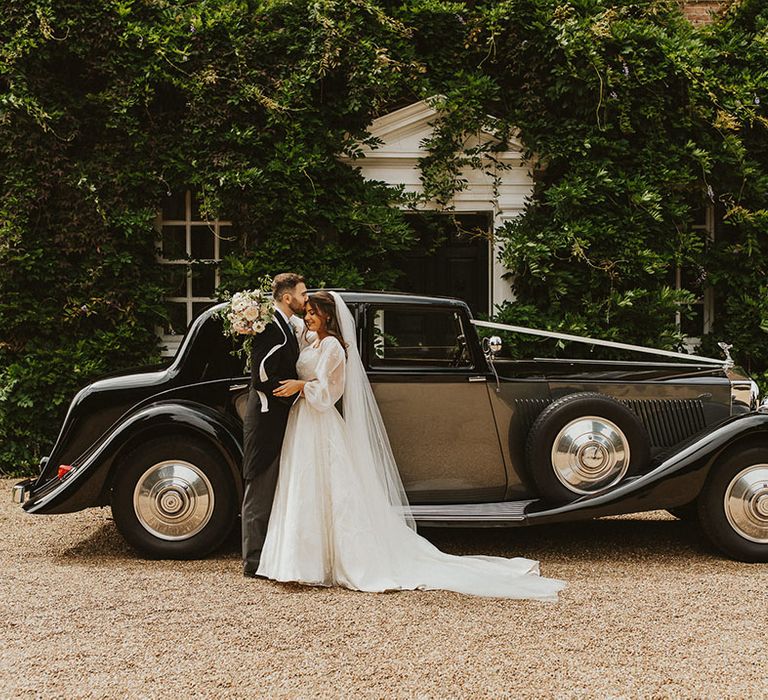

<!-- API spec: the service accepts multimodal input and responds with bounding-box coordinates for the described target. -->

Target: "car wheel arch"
[99,405,244,503]
[705,431,768,467]
[655,427,768,518]
[663,430,768,505]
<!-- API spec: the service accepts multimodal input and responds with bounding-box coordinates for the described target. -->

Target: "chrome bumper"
[12,479,33,505]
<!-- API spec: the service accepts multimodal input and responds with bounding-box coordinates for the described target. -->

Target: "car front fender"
[23,400,244,515]
[525,412,768,524]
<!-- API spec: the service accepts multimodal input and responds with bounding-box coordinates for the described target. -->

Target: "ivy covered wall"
[476,0,767,374]
[1,0,766,476]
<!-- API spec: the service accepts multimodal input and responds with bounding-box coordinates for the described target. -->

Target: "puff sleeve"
[303,337,346,411]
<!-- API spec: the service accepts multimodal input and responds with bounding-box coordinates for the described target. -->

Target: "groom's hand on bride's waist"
[273,379,306,398]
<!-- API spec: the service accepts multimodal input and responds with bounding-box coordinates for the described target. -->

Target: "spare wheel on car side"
[526,392,651,504]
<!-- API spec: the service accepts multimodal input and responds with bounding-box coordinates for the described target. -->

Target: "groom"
[242,272,308,577]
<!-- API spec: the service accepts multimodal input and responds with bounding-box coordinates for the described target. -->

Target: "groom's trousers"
[241,455,280,571]
[241,388,290,572]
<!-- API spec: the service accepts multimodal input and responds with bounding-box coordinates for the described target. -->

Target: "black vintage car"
[12,291,768,562]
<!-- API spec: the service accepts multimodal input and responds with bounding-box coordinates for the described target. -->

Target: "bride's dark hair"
[307,290,348,357]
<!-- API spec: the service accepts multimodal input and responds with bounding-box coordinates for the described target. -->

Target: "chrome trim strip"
[403,500,535,522]
[471,320,725,366]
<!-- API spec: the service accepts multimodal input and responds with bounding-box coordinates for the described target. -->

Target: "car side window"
[368,306,473,369]
[181,311,248,379]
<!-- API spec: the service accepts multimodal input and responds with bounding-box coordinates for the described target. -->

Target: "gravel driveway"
[1,478,765,699]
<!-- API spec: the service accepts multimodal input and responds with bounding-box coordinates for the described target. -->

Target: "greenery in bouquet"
[215,276,275,374]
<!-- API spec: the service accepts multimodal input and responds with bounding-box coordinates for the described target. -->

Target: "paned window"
[155,190,237,355]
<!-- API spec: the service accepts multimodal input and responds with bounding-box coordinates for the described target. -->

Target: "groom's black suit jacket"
[242,312,299,479]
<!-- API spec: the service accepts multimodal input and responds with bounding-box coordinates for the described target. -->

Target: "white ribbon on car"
[471,319,726,366]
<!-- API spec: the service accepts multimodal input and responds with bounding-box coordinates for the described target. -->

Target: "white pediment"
[350,99,524,162]
[340,99,533,311]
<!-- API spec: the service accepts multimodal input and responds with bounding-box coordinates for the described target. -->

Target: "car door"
[364,303,506,503]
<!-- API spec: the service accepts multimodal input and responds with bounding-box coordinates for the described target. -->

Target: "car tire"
[111,435,237,559]
[667,501,699,521]
[526,392,651,504]
[697,446,768,562]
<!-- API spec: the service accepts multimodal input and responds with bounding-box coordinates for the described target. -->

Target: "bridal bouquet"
[215,276,275,372]
[226,288,275,335]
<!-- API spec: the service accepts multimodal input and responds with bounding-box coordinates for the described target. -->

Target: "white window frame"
[677,202,715,351]
[154,190,233,356]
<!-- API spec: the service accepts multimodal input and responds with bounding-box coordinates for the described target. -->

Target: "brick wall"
[680,0,724,25]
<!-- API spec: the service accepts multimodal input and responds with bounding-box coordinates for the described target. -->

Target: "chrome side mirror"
[482,335,502,358]
[482,335,503,394]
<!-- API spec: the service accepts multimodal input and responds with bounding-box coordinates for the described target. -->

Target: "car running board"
[404,500,537,526]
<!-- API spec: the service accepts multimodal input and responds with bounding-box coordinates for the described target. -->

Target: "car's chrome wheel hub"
[551,416,630,494]
[724,464,768,544]
[133,460,214,541]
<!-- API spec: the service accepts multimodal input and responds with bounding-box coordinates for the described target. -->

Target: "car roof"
[310,289,467,307]
[208,290,467,311]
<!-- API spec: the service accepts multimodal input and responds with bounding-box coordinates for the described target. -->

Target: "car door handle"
[229,383,249,391]
[468,376,487,382]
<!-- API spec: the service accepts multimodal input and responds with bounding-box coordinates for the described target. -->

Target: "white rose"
[244,306,259,321]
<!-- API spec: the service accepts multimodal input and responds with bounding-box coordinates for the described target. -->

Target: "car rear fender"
[24,400,244,515]
[525,412,768,524]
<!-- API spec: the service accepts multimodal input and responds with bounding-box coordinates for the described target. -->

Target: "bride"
[257,290,566,600]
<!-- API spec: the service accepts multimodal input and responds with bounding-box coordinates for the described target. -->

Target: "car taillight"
[57,464,73,480]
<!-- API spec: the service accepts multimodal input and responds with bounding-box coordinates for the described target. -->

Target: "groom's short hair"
[272,272,305,300]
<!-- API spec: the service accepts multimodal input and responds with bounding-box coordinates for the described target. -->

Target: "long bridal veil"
[329,291,417,532]
[266,291,567,599]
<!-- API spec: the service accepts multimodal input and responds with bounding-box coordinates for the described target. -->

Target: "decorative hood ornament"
[718,342,734,369]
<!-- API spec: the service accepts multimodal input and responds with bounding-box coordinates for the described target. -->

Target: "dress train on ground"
[256,336,566,601]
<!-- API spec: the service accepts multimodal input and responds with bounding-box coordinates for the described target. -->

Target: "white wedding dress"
[256,296,566,601]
